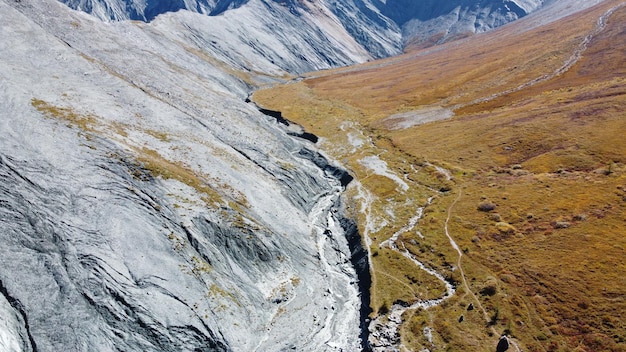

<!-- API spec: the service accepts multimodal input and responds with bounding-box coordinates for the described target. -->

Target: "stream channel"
[254,102,465,351]
[255,104,373,351]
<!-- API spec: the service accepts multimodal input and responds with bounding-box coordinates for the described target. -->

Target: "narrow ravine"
[254,105,373,350]
[308,187,362,350]
[253,104,320,144]
[0,278,37,352]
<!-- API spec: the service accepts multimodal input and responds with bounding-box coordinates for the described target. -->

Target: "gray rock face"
[59,0,217,21]
[54,0,553,56]
[0,0,368,350]
[0,281,35,351]
[56,0,403,61]
[384,0,546,47]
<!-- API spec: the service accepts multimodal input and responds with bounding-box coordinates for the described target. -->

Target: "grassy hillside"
[253,1,626,351]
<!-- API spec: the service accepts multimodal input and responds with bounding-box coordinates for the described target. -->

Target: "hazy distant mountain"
[390,0,611,48]
[382,0,548,47]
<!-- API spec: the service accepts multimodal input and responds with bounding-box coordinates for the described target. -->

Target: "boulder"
[496,335,510,352]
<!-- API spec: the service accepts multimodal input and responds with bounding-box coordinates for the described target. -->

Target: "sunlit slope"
[254,1,626,351]
[285,1,618,120]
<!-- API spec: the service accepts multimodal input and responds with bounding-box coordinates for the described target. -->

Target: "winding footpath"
[444,190,523,352]
[365,184,458,350]
[356,6,626,349]
[444,189,491,327]
[469,2,626,107]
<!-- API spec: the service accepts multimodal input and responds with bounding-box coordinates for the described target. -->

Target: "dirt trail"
[367,177,511,350]
[468,2,626,107]
[443,189,498,333]
[445,190,489,320]
[446,189,527,352]
[367,191,456,350]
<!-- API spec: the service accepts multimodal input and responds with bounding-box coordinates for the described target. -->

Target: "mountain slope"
[0,0,370,350]
[383,0,546,48]
[55,0,556,58]
[59,0,217,21]
[253,0,626,350]
[57,0,404,62]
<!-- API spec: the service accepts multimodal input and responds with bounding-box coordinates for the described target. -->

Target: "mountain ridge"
[57,0,553,53]
[1,0,368,350]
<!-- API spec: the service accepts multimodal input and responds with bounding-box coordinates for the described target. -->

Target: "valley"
[1,0,624,351]
[253,1,626,351]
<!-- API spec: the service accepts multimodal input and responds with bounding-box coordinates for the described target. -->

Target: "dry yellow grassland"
[253,1,626,350]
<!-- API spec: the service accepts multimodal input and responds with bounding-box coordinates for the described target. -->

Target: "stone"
[496,335,510,352]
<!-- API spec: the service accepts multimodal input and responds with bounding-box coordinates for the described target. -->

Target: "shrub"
[489,213,503,222]
[489,307,499,326]
[478,202,497,212]
[480,278,498,296]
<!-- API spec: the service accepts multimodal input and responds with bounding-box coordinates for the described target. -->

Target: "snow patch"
[358,155,409,192]
[383,107,454,130]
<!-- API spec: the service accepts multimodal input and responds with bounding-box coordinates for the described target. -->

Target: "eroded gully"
[255,103,470,351]
[255,105,372,351]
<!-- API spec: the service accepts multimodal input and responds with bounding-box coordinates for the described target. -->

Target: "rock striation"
[57,0,403,63]
[0,0,369,350]
[54,0,555,56]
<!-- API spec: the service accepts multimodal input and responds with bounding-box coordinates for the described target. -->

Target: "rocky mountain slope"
[57,0,404,61]
[57,0,557,53]
[0,0,372,350]
[386,0,547,48]
[2,0,621,351]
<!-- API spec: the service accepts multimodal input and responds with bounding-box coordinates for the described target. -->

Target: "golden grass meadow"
[253,1,626,350]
